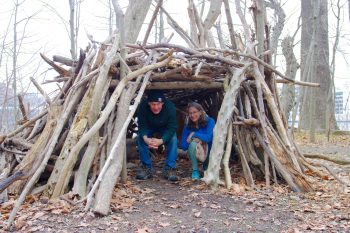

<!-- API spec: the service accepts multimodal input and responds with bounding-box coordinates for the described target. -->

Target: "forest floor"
[1,132,350,233]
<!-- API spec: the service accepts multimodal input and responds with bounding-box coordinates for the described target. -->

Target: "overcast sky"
[1,0,349,94]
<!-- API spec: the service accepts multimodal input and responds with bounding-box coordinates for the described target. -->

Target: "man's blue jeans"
[136,130,178,169]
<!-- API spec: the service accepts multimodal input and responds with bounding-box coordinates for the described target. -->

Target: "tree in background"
[0,0,43,132]
[299,0,333,140]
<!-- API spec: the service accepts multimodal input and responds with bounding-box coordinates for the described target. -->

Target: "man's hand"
[150,138,163,147]
[143,136,152,146]
[143,136,163,149]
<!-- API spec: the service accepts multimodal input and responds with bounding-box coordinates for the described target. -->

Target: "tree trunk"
[280,36,298,120]
[124,0,152,43]
[203,67,247,187]
[300,0,331,130]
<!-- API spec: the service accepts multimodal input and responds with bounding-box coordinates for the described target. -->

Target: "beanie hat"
[147,90,165,102]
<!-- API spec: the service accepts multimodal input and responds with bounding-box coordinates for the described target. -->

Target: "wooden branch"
[235,124,255,187]
[222,122,233,188]
[304,153,350,165]
[53,55,75,67]
[41,77,70,84]
[161,7,198,48]
[235,0,251,40]
[67,52,173,185]
[86,64,152,211]
[17,95,28,121]
[40,53,71,77]
[309,162,350,187]
[237,117,260,126]
[147,81,223,89]
[203,65,249,187]
[189,0,205,47]
[142,0,163,45]
[8,80,86,226]
[4,137,33,150]
[129,43,246,73]
[275,78,319,87]
[0,146,26,156]
[223,0,237,49]
[152,74,213,82]
[244,52,319,86]
[0,106,60,195]
[30,77,52,105]
[252,127,302,192]
[71,69,99,91]
[191,53,244,67]
[1,110,48,143]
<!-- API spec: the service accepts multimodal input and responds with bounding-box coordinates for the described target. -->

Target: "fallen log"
[304,153,350,165]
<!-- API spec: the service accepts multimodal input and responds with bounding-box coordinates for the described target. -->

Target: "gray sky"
[1,0,349,94]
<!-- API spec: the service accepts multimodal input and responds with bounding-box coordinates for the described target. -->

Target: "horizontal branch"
[147,81,223,89]
[197,47,320,87]
[275,79,320,87]
[304,153,350,165]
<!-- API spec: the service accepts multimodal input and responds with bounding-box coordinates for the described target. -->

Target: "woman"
[181,102,215,180]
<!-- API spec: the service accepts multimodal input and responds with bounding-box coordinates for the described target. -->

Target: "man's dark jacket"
[137,98,177,144]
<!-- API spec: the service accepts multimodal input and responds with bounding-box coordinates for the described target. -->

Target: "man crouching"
[136,90,179,181]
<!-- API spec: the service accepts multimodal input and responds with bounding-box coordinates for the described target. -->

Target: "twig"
[30,77,52,105]
[310,162,350,186]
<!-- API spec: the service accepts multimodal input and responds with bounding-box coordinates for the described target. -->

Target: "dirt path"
[1,135,350,232]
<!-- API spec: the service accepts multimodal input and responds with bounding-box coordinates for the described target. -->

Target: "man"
[136,90,179,181]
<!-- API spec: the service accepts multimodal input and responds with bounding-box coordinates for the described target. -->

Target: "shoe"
[163,167,179,181]
[136,165,153,180]
[191,170,201,180]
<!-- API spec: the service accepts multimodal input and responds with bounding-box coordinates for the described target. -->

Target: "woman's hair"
[186,102,208,130]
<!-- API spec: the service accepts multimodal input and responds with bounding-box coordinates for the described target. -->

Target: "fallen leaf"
[158,222,170,227]
[136,226,152,233]
[161,212,172,216]
[209,204,221,209]
[168,204,181,209]
[194,211,201,218]
[32,212,46,220]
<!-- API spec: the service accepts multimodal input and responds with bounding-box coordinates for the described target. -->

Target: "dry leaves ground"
[0,132,349,233]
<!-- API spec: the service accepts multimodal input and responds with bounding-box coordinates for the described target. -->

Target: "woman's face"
[188,106,201,123]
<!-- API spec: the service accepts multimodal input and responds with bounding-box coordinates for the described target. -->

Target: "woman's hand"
[193,138,201,144]
[186,132,194,143]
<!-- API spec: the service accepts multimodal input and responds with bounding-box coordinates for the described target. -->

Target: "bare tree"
[326,0,346,140]
[280,36,299,121]
[299,0,333,136]
[68,0,81,60]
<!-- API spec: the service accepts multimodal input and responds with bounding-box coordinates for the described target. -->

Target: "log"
[92,85,134,215]
[304,153,350,165]
[203,65,249,187]
[222,122,233,188]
